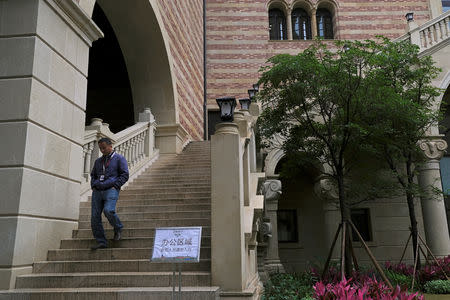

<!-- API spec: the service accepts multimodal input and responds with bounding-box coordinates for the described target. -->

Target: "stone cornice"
[45,0,103,46]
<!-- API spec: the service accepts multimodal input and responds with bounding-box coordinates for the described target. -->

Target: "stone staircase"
[0,141,220,299]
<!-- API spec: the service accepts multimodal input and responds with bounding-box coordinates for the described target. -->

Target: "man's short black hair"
[98,137,113,145]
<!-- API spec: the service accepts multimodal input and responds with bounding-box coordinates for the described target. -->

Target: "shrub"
[385,255,450,285]
[385,269,416,291]
[313,277,424,300]
[423,280,450,294]
[262,272,315,300]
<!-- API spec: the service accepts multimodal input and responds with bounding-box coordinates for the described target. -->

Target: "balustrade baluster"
[439,20,444,41]
[125,141,131,168]
[427,27,433,46]
[421,30,428,48]
[131,137,137,165]
[140,132,145,160]
[419,30,424,49]
[432,24,438,43]
[444,17,450,37]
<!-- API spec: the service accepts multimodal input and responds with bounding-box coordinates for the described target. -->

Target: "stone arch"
[264,148,286,177]
[267,0,290,15]
[82,0,179,129]
[315,0,339,39]
[291,0,314,13]
[437,70,450,109]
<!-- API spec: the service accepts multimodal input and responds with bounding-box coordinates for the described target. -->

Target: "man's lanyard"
[102,151,115,175]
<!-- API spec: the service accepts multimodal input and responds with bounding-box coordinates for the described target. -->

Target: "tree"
[257,38,441,278]
[361,38,442,267]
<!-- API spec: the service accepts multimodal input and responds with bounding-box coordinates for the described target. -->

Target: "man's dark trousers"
[91,188,123,246]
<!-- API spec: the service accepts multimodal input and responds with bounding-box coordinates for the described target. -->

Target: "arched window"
[269,8,287,40]
[292,8,312,40]
[316,8,333,39]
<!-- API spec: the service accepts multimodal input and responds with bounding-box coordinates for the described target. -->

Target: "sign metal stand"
[150,227,202,300]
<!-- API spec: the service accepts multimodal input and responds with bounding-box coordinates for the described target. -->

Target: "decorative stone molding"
[262,179,282,206]
[419,137,448,160]
[314,176,339,202]
[46,0,103,46]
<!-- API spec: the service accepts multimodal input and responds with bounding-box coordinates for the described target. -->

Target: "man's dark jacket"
[91,152,129,190]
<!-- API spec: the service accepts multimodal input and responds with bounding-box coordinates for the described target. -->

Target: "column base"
[264,259,285,274]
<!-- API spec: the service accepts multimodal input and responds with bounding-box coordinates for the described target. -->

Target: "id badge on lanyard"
[100,152,115,181]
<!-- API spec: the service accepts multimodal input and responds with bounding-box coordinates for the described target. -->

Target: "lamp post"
[252,83,260,92]
[216,97,237,122]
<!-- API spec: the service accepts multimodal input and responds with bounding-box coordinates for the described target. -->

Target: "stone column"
[0,0,102,289]
[262,179,285,273]
[287,9,293,40]
[311,8,317,39]
[211,122,246,290]
[418,137,450,256]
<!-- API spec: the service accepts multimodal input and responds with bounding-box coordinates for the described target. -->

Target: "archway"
[86,0,179,135]
[274,155,328,272]
[86,4,134,133]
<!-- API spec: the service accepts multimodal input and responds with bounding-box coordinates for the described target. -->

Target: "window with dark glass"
[350,209,372,242]
[292,8,312,40]
[443,1,450,12]
[269,8,287,40]
[316,8,333,39]
[277,209,298,242]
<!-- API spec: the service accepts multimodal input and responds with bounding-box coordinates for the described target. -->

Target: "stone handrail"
[397,10,450,54]
[81,108,158,196]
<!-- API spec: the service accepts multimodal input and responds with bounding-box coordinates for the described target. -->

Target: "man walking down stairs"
[0,141,220,300]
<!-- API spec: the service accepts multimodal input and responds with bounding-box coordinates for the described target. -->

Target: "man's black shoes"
[114,228,122,241]
[91,243,107,250]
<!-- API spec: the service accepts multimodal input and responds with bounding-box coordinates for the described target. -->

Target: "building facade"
[1,0,450,296]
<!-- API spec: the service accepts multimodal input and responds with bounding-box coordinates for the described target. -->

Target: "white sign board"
[151,227,202,263]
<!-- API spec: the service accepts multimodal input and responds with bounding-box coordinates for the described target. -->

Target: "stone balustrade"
[81,108,158,196]
[398,10,450,54]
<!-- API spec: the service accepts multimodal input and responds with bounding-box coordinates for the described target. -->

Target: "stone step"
[77,218,210,229]
[132,179,211,186]
[122,186,211,193]
[33,259,211,273]
[72,227,211,238]
[47,247,211,261]
[15,272,211,288]
[0,287,219,300]
[139,172,211,180]
[117,191,210,198]
[81,198,211,207]
[79,204,211,215]
[131,179,211,185]
[60,236,211,249]
[78,210,211,221]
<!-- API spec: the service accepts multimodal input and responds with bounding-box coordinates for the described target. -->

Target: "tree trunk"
[337,174,353,277]
[406,190,421,269]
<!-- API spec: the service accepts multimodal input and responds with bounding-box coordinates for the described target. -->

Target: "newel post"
[139,108,156,157]
[211,121,246,291]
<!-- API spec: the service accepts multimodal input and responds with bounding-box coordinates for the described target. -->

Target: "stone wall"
[206,0,433,107]
[157,0,205,141]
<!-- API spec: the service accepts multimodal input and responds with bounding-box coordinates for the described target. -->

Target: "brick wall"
[156,0,205,140]
[206,0,432,107]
